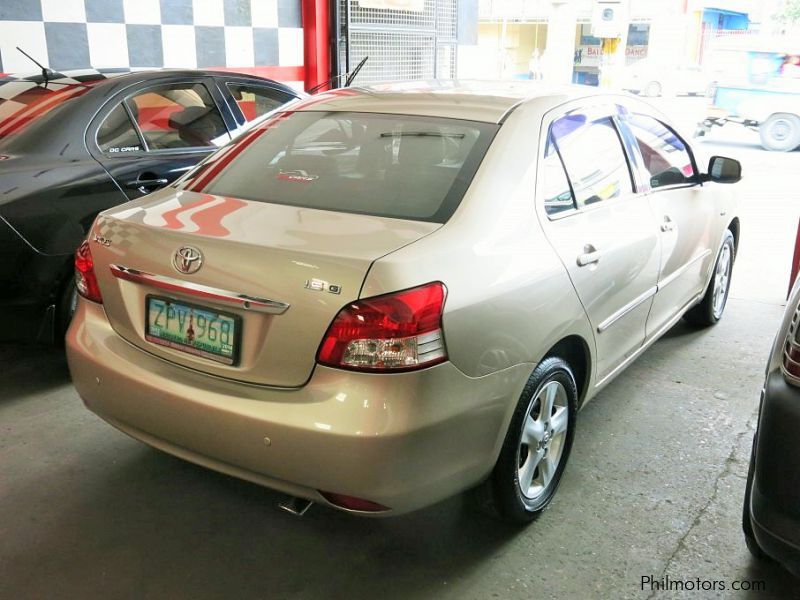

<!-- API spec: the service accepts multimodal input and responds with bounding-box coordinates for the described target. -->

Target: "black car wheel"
[685,230,734,326]
[55,275,78,344]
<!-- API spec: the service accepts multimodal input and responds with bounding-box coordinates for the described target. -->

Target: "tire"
[477,357,578,523]
[743,440,769,561]
[644,81,662,97]
[685,230,734,327]
[55,275,78,345]
[759,113,800,152]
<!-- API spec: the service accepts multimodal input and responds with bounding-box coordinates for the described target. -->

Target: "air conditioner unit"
[591,0,629,39]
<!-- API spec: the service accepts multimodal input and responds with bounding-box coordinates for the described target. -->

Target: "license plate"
[145,296,240,365]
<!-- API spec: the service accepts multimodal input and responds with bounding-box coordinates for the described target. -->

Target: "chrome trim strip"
[109,264,290,315]
[597,286,657,333]
[658,249,712,290]
[594,293,702,390]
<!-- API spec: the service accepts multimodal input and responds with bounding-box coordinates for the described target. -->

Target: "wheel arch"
[728,216,740,258]
[542,335,592,406]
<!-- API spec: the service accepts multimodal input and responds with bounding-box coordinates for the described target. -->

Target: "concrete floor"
[2,105,800,599]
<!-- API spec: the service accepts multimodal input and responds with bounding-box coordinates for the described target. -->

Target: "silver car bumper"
[66,300,530,515]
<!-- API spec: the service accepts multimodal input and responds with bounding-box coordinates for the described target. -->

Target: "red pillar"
[302,0,330,93]
[789,218,800,299]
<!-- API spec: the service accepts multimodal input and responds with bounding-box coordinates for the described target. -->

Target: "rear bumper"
[66,300,530,515]
[750,370,800,575]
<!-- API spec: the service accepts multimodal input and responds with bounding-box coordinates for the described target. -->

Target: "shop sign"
[574,44,648,67]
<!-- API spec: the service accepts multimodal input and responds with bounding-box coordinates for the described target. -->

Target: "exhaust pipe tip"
[278,496,314,517]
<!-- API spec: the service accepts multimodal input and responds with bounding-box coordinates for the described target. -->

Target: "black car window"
[128,83,229,150]
[550,113,633,209]
[227,84,294,121]
[97,103,142,153]
[0,82,92,142]
[623,114,696,189]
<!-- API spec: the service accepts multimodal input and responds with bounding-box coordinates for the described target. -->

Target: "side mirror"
[703,156,741,184]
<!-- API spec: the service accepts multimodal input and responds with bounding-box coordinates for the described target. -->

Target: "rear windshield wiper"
[379,132,465,139]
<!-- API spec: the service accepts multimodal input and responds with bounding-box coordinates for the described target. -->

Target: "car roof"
[0,67,285,89]
[290,80,605,124]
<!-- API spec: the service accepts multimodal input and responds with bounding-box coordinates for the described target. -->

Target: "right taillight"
[75,240,103,304]
[317,281,447,372]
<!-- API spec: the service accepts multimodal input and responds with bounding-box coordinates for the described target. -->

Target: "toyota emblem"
[173,246,204,274]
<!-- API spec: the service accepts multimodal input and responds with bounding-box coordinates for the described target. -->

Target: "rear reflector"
[75,240,103,304]
[317,282,447,372]
[319,491,390,512]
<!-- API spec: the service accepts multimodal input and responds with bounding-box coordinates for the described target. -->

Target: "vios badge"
[173,246,204,274]
[305,278,342,294]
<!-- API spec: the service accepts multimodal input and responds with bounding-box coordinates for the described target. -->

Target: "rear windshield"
[0,82,91,141]
[180,111,498,223]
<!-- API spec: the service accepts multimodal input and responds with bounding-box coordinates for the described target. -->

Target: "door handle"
[661,215,676,232]
[125,178,168,192]
[577,245,602,267]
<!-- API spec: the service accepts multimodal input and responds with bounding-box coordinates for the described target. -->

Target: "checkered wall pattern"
[0,0,304,78]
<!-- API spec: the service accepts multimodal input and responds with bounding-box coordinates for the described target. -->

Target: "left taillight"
[75,240,103,304]
[317,281,447,372]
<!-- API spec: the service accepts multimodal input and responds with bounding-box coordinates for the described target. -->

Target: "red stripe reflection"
[160,194,217,230]
[191,197,247,237]
[186,111,294,192]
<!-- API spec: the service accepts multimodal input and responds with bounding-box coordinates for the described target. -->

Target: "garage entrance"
[335,0,458,84]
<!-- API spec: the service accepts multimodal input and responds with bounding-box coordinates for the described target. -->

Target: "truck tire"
[759,113,800,152]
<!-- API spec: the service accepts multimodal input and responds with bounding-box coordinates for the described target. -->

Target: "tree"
[776,0,800,23]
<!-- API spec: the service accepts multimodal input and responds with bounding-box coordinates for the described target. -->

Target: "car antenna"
[307,56,369,95]
[16,47,57,86]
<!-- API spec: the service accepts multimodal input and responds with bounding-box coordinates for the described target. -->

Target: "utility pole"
[542,0,578,84]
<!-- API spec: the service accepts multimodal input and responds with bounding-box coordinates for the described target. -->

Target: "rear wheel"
[477,357,578,523]
[685,230,734,326]
[759,113,800,152]
[644,81,662,97]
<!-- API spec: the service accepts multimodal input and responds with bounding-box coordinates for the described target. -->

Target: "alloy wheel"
[517,380,570,501]
[712,243,732,319]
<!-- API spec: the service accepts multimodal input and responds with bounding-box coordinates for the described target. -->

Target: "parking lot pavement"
[2,106,799,598]
[0,302,795,599]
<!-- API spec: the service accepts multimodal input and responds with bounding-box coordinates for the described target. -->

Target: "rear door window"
[541,136,576,216]
[181,111,497,223]
[127,83,229,150]
[96,103,143,153]
[226,83,294,121]
[549,113,633,209]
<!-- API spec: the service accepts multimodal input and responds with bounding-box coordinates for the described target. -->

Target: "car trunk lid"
[89,189,440,387]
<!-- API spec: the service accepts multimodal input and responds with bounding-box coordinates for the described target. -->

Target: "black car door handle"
[126,178,168,189]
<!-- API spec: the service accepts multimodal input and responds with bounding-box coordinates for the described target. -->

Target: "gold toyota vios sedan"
[67,82,741,521]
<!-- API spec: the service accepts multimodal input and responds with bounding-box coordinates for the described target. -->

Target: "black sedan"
[0,69,301,343]
[743,276,800,577]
